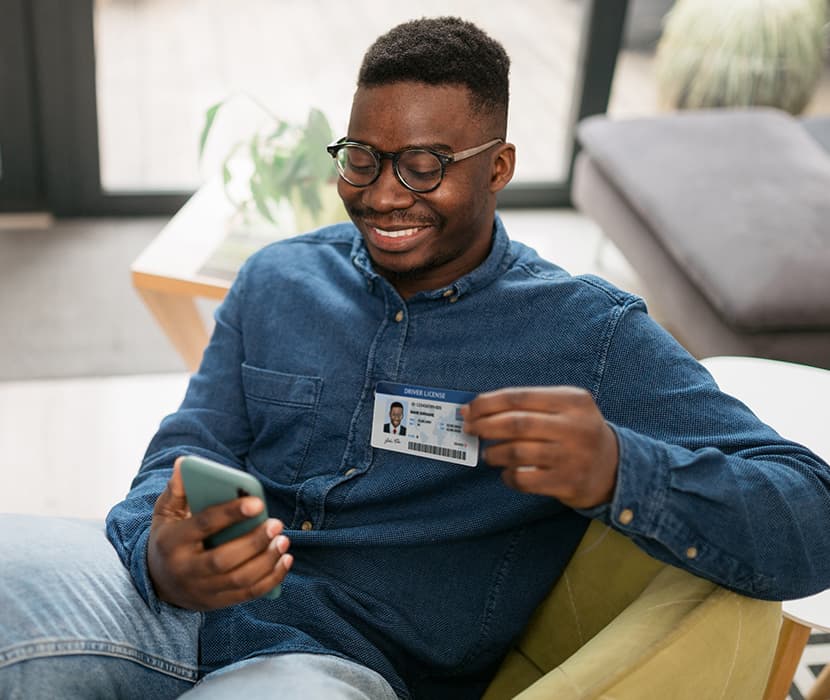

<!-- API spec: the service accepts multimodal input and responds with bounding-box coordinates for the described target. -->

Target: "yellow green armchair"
[483,520,781,699]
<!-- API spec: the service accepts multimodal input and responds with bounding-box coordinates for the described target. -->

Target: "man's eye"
[348,163,376,174]
[341,149,375,171]
[404,167,441,182]
[400,152,441,181]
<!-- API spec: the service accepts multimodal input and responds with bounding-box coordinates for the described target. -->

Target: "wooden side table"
[131,180,343,371]
[131,181,233,371]
[701,356,830,700]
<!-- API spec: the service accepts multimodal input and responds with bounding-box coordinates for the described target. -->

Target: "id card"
[371,381,479,467]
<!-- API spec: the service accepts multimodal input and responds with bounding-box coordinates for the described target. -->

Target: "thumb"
[154,457,191,519]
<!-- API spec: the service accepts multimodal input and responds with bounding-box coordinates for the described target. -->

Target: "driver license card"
[371,381,479,467]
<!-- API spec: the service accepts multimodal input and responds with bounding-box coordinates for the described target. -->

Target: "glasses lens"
[397,150,443,191]
[336,145,378,185]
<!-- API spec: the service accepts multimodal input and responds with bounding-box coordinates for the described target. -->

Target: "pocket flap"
[241,363,321,407]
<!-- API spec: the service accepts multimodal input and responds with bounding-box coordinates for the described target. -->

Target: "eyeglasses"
[326,137,504,193]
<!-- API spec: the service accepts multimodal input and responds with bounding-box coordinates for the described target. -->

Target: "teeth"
[374,226,422,238]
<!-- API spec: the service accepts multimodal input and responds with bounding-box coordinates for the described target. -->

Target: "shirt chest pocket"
[241,362,322,482]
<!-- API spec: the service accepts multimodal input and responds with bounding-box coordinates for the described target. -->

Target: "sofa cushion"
[577,109,830,332]
[802,116,830,154]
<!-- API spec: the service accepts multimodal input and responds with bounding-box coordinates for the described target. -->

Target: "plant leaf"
[250,177,276,223]
[198,99,226,162]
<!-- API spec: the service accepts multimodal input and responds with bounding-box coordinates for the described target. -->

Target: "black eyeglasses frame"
[325,137,504,193]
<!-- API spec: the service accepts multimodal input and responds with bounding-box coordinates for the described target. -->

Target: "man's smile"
[364,223,435,252]
[372,226,425,239]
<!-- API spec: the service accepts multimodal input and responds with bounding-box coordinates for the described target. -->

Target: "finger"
[483,440,559,470]
[170,457,188,499]
[464,410,567,440]
[210,534,290,595]
[195,519,286,576]
[463,386,592,422]
[205,551,294,609]
[153,458,191,519]
[500,464,559,494]
[184,496,266,544]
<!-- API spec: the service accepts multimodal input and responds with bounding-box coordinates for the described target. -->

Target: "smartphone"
[179,455,281,598]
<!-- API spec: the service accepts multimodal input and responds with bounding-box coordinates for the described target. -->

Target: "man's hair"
[358,17,510,124]
[390,402,404,411]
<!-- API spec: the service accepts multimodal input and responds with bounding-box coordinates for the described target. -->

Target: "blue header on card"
[376,381,476,404]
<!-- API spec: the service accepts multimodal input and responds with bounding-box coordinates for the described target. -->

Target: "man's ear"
[489,143,516,193]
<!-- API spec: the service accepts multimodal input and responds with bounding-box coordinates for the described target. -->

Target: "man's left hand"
[462,387,619,509]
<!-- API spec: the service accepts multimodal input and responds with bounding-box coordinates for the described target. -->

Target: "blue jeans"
[0,516,397,699]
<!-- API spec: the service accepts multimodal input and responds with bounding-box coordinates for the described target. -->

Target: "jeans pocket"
[241,363,322,483]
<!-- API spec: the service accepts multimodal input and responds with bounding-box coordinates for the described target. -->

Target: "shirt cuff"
[575,422,669,538]
[128,525,166,614]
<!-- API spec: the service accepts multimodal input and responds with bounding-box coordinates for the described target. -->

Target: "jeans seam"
[0,638,199,681]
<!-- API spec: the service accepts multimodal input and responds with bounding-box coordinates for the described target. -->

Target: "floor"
[0,217,188,381]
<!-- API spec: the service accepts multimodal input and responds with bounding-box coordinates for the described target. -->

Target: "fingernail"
[280,554,294,571]
[269,535,289,553]
[265,519,282,538]
[241,498,263,516]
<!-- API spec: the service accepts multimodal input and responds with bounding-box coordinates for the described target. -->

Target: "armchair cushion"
[483,520,781,699]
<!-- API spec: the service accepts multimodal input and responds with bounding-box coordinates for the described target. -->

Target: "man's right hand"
[147,457,293,610]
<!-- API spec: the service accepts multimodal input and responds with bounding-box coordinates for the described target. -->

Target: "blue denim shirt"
[107,215,830,699]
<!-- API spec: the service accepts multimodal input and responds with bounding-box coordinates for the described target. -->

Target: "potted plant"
[199,96,346,229]
[196,96,346,278]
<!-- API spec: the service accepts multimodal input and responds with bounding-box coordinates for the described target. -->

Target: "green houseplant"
[199,96,345,234]
[195,96,346,279]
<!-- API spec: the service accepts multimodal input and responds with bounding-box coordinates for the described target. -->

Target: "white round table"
[701,356,830,700]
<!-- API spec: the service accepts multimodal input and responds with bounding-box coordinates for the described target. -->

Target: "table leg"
[763,617,813,700]
[135,287,210,373]
[806,663,830,700]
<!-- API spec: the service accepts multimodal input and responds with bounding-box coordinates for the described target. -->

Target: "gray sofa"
[572,108,830,369]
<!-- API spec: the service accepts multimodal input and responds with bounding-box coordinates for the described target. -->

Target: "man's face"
[389,405,403,427]
[338,82,514,297]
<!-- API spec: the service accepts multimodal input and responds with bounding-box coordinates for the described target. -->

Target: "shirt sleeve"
[579,299,830,600]
[105,261,253,609]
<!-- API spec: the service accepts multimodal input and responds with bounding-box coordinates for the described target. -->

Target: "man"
[2,16,830,700]
[383,401,406,435]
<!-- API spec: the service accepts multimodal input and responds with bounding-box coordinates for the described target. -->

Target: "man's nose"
[361,160,416,212]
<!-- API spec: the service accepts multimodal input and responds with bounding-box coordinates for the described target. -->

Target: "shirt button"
[618,508,634,525]
[301,520,313,531]
[686,546,698,559]
[394,310,404,322]
[449,296,459,303]
[345,468,357,476]
[442,288,455,297]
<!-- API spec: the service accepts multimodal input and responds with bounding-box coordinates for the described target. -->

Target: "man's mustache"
[345,204,440,229]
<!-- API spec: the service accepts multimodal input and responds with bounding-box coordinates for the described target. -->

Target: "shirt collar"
[349,213,513,302]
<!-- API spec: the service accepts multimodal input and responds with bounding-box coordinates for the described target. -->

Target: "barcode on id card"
[408,441,467,461]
